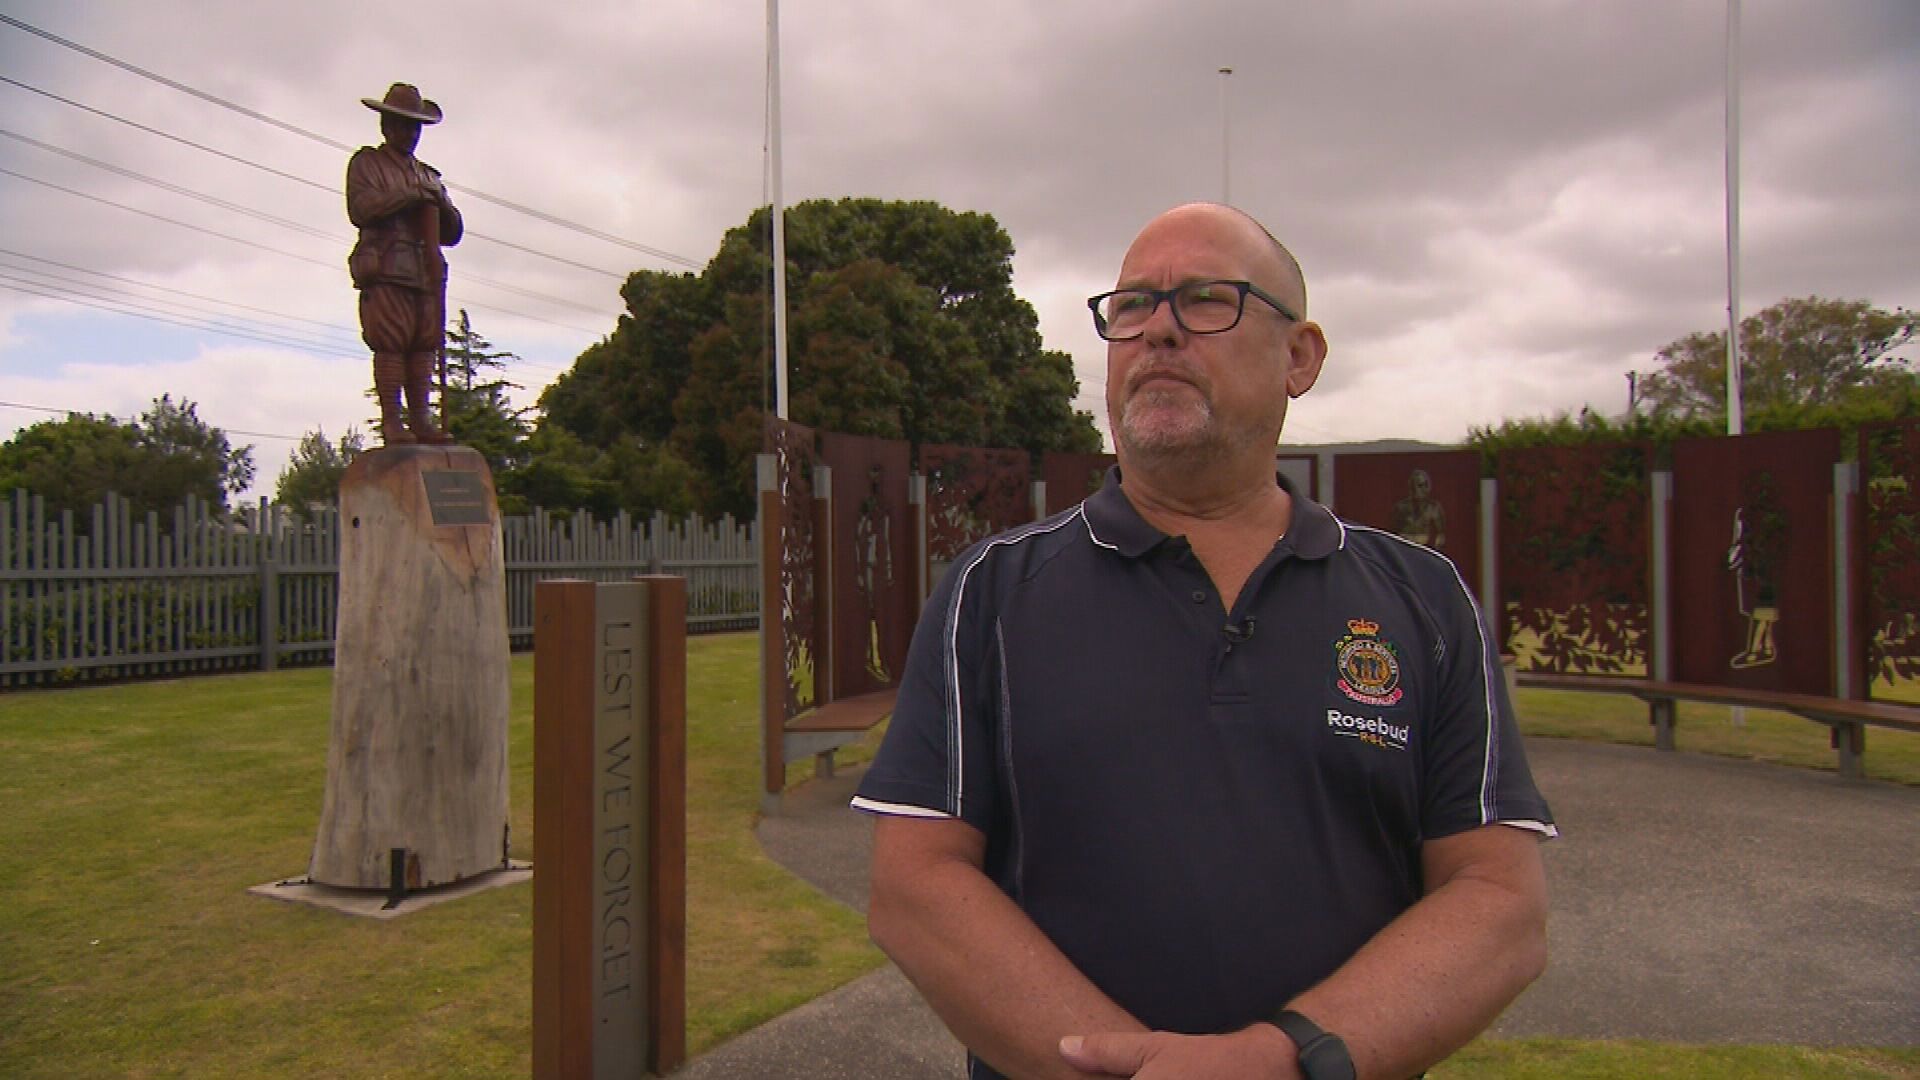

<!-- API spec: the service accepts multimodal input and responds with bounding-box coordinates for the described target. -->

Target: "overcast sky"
[1,0,1915,502]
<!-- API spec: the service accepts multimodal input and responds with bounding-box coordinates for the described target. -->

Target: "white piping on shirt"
[1343,523,1511,829]
[941,508,1088,817]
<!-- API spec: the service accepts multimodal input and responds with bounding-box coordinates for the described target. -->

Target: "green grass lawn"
[1515,686,1920,786]
[0,633,879,1078]
[1,635,1914,1077]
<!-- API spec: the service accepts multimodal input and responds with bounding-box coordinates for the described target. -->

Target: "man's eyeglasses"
[1087,279,1299,341]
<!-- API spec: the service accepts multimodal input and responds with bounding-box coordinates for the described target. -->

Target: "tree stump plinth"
[309,445,511,889]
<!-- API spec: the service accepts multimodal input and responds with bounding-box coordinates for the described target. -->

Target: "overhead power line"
[0,13,354,152]
[0,127,336,241]
[0,269,363,357]
[0,246,360,338]
[1,276,571,379]
[0,278,364,359]
[450,185,700,269]
[0,74,335,193]
[464,231,624,280]
[454,267,618,318]
[0,262,361,354]
[0,166,338,269]
[0,398,303,442]
[0,115,629,311]
[0,165,609,336]
[0,13,701,269]
[0,247,574,376]
[439,296,600,338]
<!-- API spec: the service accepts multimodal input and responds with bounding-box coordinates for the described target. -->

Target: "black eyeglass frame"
[1086,279,1301,341]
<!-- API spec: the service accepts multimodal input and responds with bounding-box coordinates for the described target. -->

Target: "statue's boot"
[374,352,415,445]
[404,354,454,445]
[1752,610,1778,664]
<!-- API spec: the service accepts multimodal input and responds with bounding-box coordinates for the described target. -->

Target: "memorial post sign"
[533,578,686,1078]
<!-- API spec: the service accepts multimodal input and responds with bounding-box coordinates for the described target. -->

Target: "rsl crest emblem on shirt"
[1334,618,1403,707]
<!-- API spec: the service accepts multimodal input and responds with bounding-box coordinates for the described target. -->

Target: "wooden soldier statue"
[347,82,463,446]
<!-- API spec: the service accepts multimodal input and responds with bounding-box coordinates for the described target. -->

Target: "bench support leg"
[815,749,837,780]
[1833,723,1865,780]
[1649,699,1676,752]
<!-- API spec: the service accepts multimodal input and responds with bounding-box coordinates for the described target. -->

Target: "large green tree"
[0,395,254,525]
[539,197,1101,517]
[1635,297,1918,423]
[495,425,696,522]
[274,427,366,517]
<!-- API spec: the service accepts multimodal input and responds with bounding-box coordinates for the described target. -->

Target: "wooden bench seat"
[1516,673,1920,779]
[783,687,897,778]
[785,688,899,733]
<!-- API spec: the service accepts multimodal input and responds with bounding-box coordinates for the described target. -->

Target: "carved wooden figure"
[348,82,462,447]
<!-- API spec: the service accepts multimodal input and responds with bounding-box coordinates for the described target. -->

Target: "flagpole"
[1726,0,1745,729]
[1724,0,1741,437]
[768,0,790,421]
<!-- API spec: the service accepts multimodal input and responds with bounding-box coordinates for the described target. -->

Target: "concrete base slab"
[248,861,531,920]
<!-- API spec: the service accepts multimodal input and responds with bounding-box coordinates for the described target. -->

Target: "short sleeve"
[852,543,1003,833]
[1418,587,1557,840]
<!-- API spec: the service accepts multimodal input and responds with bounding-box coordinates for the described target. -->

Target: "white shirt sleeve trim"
[1495,819,1559,838]
[849,796,956,819]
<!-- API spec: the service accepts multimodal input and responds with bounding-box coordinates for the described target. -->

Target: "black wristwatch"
[1272,1009,1356,1080]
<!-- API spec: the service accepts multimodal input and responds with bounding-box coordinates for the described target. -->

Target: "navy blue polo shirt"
[853,468,1554,1069]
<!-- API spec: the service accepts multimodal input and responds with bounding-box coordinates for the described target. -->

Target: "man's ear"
[1285,322,1328,398]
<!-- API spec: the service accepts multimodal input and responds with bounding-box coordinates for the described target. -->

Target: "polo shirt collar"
[1082,465,1345,560]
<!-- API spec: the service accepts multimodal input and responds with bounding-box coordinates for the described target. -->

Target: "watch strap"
[1271,1008,1325,1051]
[1272,1009,1356,1080]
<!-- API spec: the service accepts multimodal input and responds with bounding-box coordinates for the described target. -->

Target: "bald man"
[854,204,1555,1080]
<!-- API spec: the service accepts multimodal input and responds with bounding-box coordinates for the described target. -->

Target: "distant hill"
[1280,437,1456,458]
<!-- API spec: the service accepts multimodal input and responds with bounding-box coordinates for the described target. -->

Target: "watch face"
[1298,1033,1357,1080]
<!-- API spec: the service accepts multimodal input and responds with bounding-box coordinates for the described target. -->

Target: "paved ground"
[674,738,1920,1077]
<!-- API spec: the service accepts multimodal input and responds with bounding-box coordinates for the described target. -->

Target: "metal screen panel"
[765,419,819,717]
[1497,443,1651,675]
[1040,452,1115,516]
[921,444,1032,564]
[1862,420,1920,703]
[1670,429,1839,694]
[1331,450,1481,596]
[819,433,914,698]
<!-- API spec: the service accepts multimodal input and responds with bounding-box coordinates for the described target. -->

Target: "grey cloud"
[0,0,1913,476]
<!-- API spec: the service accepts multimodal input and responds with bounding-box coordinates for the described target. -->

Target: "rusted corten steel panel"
[1332,450,1482,598]
[921,443,1032,565]
[1670,429,1839,696]
[1862,420,1920,704]
[1498,443,1651,676]
[819,432,915,700]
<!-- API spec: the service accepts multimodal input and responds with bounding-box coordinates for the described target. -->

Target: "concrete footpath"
[673,738,1920,1077]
